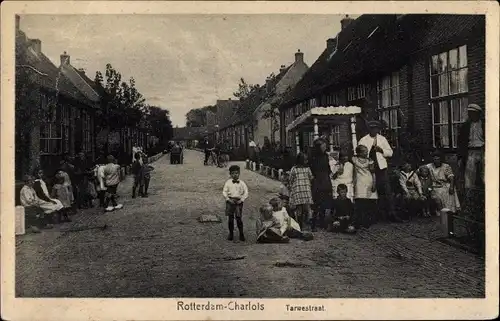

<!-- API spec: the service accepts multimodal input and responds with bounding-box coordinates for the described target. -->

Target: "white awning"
[286,106,362,132]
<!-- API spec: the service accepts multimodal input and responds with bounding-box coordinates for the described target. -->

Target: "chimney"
[295,49,304,63]
[341,14,354,30]
[15,15,20,31]
[29,39,41,53]
[279,64,287,73]
[327,38,337,50]
[60,51,70,65]
[265,77,272,93]
[78,68,86,74]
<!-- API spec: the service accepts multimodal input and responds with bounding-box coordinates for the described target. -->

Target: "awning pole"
[350,115,357,152]
[329,125,334,152]
[295,131,301,155]
[313,117,319,140]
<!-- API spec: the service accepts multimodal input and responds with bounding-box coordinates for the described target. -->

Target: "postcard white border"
[1,1,499,320]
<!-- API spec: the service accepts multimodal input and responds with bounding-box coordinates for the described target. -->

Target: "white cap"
[467,103,483,113]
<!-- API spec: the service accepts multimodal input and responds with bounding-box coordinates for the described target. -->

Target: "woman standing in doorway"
[309,137,333,231]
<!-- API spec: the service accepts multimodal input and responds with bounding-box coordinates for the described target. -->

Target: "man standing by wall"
[358,120,404,223]
[458,103,485,193]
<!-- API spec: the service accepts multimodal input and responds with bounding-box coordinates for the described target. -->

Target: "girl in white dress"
[352,145,378,228]
[331,151,354,201]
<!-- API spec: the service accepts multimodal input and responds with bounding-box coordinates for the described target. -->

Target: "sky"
[20,14,346,127]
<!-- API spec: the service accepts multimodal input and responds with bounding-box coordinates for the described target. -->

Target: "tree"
[146,105,173,146]
[94,63,171,155]
[185,105,218,127]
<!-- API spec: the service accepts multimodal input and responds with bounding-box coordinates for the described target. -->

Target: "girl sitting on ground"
[288,153,314,230]
[269,198,313,241]
[397,160,425,220]
[256,204,289,243]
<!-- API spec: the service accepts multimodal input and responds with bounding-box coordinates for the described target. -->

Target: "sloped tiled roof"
[222,64,292,129]
[16,31,94,106]
[282,14,485,107]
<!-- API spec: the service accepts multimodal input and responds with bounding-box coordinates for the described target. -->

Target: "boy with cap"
[458,103,485,191]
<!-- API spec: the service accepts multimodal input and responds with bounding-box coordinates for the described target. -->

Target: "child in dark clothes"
[327,184,356,233]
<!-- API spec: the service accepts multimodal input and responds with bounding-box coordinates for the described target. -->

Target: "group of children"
[273,145,442,234]
[221,164,313,243]
[20,154,129,232]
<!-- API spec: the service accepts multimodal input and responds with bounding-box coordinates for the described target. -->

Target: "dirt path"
[16,150,484,297]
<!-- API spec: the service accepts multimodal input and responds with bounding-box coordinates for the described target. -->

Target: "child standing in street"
[352,145,378,229]
[140,157,155,197]
[50,171,72,223]
[278,171,292,218]
[103,155,123,212]
[288,153,314,230]
[132,152,144,198]
[222,165,249,241]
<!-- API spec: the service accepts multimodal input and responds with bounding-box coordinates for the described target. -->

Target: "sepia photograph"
[1,1,498,320]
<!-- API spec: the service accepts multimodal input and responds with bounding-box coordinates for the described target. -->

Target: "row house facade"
[15,15,99,179]
[217,50,310,158]
[279,14,485,168]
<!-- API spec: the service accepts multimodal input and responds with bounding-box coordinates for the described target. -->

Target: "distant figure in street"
[103,155,123,212]
[132,152,143,198]
[458,103,485,192]
[222,165,249,241]
[94,156,107,208]
[358,120,403,223]
[203,138,211,165]
[170,143,182,164]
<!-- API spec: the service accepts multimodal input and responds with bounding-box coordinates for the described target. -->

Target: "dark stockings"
[228,214,244,240]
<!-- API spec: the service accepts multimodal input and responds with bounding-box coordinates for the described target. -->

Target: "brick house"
[251,50,309,146]
[15,15,99,179]
[279,14,485,168]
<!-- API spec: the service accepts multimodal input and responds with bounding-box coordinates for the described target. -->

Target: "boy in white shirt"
[103,155,124,212]
[222,165,249,241]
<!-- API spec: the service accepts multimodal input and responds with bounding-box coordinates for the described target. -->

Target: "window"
[82,110,93,153]
[430,45,468,148]
[323,92,340,106]
[61,105,71,153]
[432,97,468,148]
[40,93,64,155]
[377,71,401,147]
[309,98,317,109]
[430,45,468,98]
[348,84,369,101]
[332,125,341,147]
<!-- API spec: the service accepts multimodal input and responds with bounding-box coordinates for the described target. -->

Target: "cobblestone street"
[16,150,485,298]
